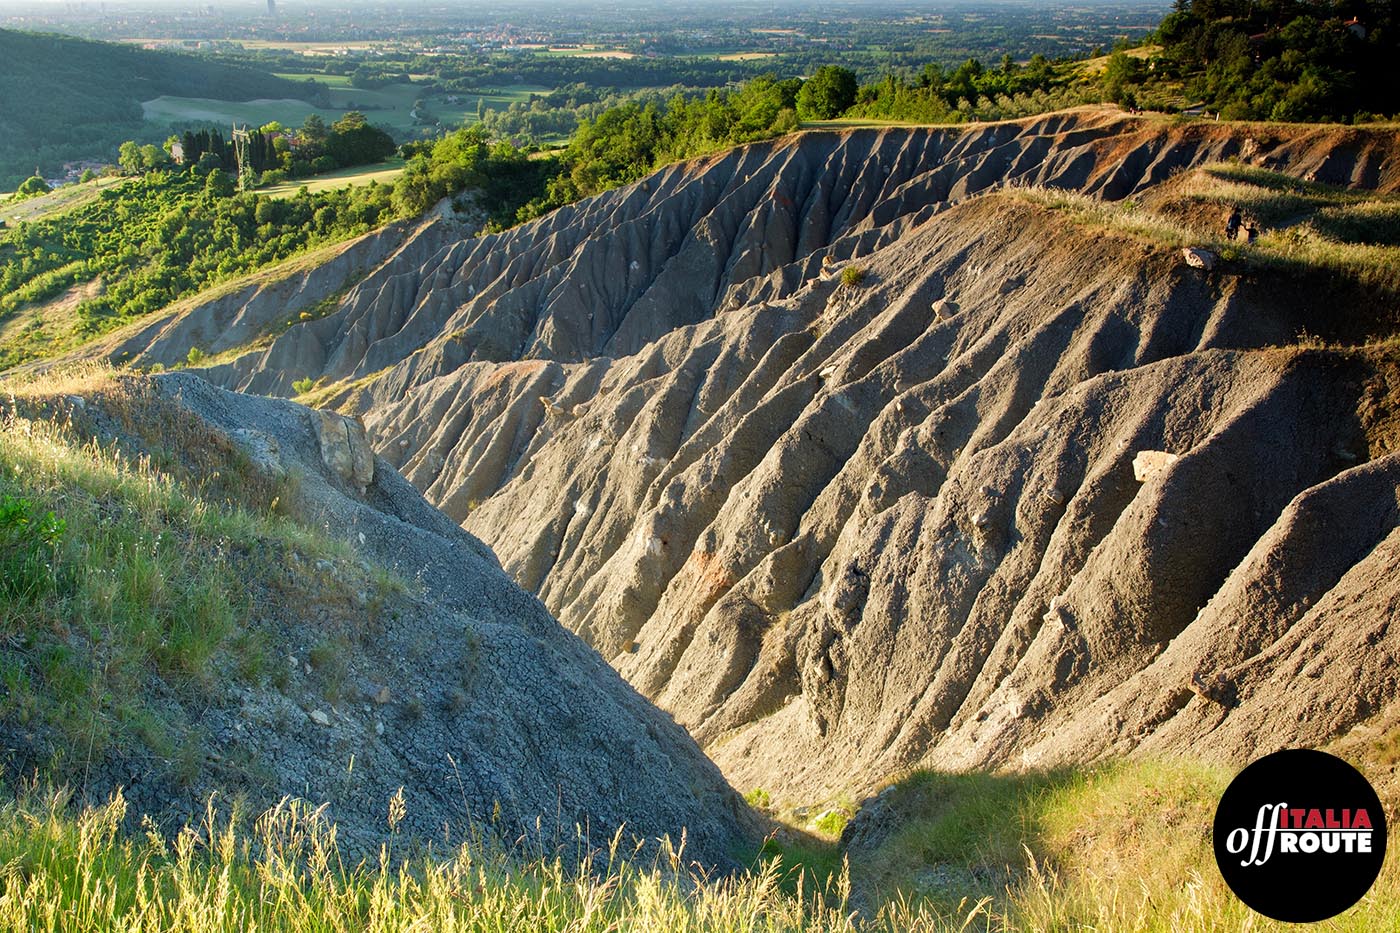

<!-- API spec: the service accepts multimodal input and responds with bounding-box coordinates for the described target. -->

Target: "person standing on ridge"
[1225,205,1242,240]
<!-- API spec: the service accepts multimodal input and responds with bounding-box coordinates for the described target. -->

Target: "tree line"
[106,113,397,185]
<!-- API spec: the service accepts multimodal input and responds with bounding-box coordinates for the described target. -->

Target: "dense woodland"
[844,54,1100,122]
[0,28,327,190]
[1155,0,1397,121]
[393,126,555,226]
[543,77,803,202]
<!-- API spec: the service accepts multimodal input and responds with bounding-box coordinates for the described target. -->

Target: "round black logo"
[1213,749,1387,923]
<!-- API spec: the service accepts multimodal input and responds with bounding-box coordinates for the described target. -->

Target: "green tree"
[796,66,859,120]
[117,141,143,174]
[1154,0,1392,121]
[15,175,52,199]
[139,144,168,170]
[946,59,984,106]
[392,162,435,216]
[325,112,396,169]
[194,152,222,175]
[331,111,368,135]
[300,114,328,143]
[1102,50,1143,104]
[203,168,235,198]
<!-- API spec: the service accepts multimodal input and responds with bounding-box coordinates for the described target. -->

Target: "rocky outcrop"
[313,409,374,492]
[1181,247,1217,271]
[430,195,1400,800]
[79,110,1400,804]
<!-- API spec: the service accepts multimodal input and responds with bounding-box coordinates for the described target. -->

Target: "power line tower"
[231,124,255,191]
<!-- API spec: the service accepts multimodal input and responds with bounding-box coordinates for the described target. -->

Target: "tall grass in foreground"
[0,788,968,933]
[2,760,1395,932]
[855,759,1399,933]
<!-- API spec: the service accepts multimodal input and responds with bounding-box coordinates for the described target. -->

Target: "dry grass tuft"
[6,753,1395,931]
[0,786,958,932]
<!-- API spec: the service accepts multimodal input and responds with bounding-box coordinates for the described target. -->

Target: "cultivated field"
[141,82,549,138]
[259,158,406,199]
[541,45,635,59]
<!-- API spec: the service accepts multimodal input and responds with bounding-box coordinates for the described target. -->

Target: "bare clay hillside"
[74,110,1400,803]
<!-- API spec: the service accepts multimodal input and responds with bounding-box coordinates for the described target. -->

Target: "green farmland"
[142,82,550,139]
[259,157,406,199]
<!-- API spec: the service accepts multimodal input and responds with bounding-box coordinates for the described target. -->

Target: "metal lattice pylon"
[231,124,255,191]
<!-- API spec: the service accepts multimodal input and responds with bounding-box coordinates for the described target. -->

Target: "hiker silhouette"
[1225,206,1242,240]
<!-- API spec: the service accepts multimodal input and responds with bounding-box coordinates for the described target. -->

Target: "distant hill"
[0,29,327,190]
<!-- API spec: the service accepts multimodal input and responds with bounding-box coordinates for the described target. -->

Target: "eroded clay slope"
[408,194,1400,800]
[168,111,1400,401]
[95,111,1400,801]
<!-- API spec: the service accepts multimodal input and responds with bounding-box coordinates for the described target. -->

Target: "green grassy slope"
[0,170,396,369]
[0,368,388,784]
[0,177,125,225]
